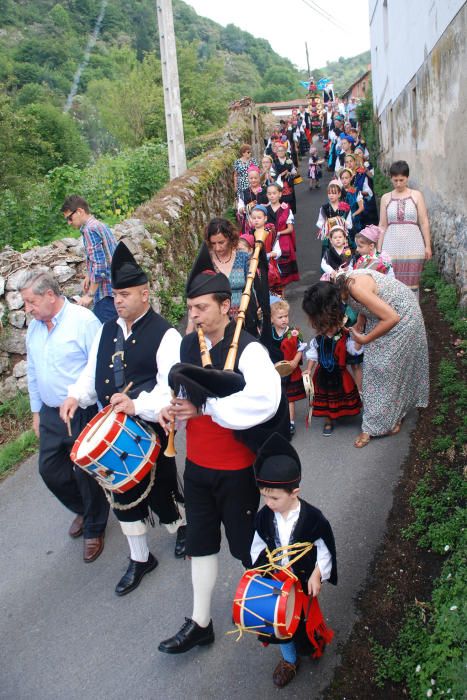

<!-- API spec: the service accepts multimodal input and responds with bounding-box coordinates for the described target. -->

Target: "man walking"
[19,270,109,562]
[61,195,117,323]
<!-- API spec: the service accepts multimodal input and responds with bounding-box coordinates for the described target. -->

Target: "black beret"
[254,432,301,488]
[186,271,232,299]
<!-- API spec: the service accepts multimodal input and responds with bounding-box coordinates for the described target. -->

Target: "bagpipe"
[231,542,334,658]
[164,226,290,457]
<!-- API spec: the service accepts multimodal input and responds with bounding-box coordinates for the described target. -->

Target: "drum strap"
[113,325,126,392]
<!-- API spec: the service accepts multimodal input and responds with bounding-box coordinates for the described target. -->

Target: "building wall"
[369,0,465,114]
[371,2,467,304]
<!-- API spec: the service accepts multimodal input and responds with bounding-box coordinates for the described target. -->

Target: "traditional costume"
[68,242,186,595]
[249,433,337,687]
[158,271,288,655]
[305,329,362,420]
[266,202,300,286]
[273,155,297,213]
[269,324,306,403]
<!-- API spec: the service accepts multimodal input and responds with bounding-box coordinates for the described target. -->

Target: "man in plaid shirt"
[61,195,118,323]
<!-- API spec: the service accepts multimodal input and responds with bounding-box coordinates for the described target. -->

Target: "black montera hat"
[111,241,148,289]
[186,270,232,299]
[254,432,301,488]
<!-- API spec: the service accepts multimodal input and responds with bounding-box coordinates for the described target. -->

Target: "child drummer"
[250,433,337,688]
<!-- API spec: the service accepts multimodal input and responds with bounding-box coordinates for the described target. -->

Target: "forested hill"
[312,50,371,95]
[0,0,303,148]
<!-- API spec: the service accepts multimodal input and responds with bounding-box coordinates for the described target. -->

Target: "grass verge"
[0,430,38,479]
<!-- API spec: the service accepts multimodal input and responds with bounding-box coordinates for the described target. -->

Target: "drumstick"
[85,382,134,442]
[66,417,72,438]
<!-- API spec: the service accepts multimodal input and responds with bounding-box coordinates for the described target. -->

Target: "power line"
[300,0,346,33]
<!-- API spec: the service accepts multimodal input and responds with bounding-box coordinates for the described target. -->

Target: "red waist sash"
[186,415,255,470]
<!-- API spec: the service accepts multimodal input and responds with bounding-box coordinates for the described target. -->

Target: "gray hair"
[16,270,61,296]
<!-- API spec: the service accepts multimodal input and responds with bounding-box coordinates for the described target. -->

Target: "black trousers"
[38,404,109,538]
[184,460,260,567]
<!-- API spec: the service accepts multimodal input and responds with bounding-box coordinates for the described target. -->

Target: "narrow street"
[0,158,417,699]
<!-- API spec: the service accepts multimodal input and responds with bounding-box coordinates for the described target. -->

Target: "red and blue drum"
[71,405,160,493]
[232,569,302,640]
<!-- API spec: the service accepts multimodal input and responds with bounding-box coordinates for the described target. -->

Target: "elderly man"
[19,270,109,562]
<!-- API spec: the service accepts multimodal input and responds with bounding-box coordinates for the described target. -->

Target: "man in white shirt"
[61,242,186,596]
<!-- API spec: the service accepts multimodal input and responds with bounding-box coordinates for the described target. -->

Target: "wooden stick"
[85,381,134,443]
[66,417,72,438]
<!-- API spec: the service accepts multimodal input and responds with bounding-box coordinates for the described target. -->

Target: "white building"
[369,0,466,303]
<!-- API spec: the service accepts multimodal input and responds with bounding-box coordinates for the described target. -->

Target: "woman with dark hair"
[233,144,258,200]
[378,160,432,297]
[302,270,429,447]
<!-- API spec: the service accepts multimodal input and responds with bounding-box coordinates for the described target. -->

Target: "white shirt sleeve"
[321,256,335,274]
[286,211,295,225]
[250,531,268,566]
[314,537,332,581]
[67,328,102,407]
[346,211,353,229]
[132,328,181,422]
[346,337,364,356]
[272,238,282,259]
[204,342,281,429]
[237,196,245,211]
[316,207,325,231]
[305,338,318,362]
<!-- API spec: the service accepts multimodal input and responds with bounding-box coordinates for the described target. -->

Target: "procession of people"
[18,96,431,690]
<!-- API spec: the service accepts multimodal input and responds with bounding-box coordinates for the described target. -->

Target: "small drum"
[71,406,160,493]
[274,360,294,378]
[232,570,302,639]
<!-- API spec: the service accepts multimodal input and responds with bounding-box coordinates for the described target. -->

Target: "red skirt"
[312,366,361,419]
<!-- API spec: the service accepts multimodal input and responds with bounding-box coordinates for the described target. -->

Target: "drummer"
[251,432,337,688]
[157,271,282,655]
[61,242,186,596]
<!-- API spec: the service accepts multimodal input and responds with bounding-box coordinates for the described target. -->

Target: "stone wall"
[376,4,467,305]
[0,99,266,400]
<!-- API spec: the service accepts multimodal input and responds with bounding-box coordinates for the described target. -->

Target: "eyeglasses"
[65,210,77,222]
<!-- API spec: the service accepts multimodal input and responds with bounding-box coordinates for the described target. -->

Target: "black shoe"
[174,525,186,559]
[115,553,158,596]
[158,618,214,654]
[289,422,296,436]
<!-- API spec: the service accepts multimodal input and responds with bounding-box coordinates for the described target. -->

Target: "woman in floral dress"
[233,144,258,200]
[378,160,432,296]
[302,270,429,447]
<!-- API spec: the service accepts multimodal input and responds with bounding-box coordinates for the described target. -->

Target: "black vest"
[95,308,172,407]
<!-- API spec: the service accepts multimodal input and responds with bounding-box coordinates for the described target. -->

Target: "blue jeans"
[93,295,117,323]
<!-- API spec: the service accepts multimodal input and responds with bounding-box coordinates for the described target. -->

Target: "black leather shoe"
[115,553,158,596]
[174,525,186,559]
[158,618,214,654]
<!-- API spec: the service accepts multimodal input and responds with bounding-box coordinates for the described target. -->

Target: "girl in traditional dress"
[266,183,300,287]
[238,166,268,236]
[233,144,258,200]
[353,225,394,277]
[378,160,432,297]
[338,167,364,247]
[303,306,362,436]
[250,204,282,296]
[316,181,353,247]
[320,221,352,281]
[273,144,297,214]
[260,154,276,188]
[269,299,306,436]
[308,146,324,189]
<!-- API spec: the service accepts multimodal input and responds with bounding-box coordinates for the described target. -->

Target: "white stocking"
[191,554,218,628]
[126,534,149,563]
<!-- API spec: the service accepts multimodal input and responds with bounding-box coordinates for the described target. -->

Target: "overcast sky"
[185,0,371,71]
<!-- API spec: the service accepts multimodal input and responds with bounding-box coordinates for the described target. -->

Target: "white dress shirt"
[68,313,181,423]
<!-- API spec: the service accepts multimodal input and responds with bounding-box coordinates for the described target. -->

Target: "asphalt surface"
[0,157,417,700]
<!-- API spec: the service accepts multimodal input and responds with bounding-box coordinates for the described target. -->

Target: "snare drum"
[71,406,160,493]
[232,569,302,639]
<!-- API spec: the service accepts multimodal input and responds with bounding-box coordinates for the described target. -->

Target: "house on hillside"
[256,99,307,118]
[341,68,371,101]
[369,0,466,303]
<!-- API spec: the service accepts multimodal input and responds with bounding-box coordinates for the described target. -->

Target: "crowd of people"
[19,97,432,690]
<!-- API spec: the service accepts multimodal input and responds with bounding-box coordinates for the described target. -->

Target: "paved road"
[0,158,416,699]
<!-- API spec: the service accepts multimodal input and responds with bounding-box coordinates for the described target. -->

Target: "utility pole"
[157,0,187,179]
[305,42,311,78]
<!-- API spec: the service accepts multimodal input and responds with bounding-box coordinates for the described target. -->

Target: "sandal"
[354,432,370,448]
[390,420,403,435]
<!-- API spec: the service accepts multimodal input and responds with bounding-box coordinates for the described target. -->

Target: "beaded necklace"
[319,335,337,372]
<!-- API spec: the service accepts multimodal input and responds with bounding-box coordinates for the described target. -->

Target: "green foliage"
[372,545,466,699]
[0,430,38,476]
[421,262,467,338]
[0,391,32,421]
